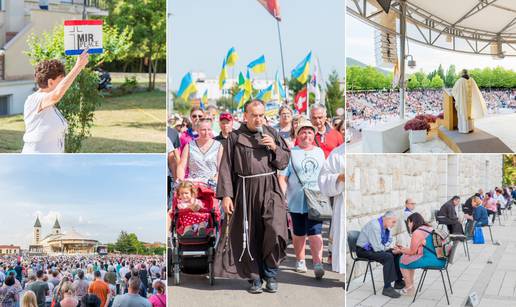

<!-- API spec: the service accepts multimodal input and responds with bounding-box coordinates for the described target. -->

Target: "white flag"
[308,61,321,104]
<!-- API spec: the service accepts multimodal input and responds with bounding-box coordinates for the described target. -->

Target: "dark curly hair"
[34,59,66,89]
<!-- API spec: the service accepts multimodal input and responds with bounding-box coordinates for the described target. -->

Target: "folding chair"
[412,240,458,305]
[346,231,376,294]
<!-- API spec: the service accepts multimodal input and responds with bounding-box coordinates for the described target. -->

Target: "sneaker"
[382,287,401,298]
[314,263,325,280]
[247,279,263,294]
[295,260,307,273]
[264,278,278,293]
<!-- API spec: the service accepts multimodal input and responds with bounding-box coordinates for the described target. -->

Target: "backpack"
[422,225,453,259]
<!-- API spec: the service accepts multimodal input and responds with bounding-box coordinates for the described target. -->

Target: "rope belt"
[237,171,276,262]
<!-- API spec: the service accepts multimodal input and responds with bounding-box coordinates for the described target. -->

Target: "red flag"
[294,87,307,113]
[257,0,281,21]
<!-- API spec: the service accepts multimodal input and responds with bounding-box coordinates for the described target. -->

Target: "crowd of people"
[346,89,516,129]
[350,185,515,299]
[167,100,345,294]
[0,255,166,307]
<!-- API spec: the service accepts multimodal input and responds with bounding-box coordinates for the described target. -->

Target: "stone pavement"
[168,224,345,307]
[346,211,516,306]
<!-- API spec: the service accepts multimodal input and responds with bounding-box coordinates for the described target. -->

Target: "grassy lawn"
[0,90,166,153]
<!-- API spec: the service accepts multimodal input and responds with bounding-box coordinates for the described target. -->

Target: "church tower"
[33,216,41,244]
[53,217,61,235]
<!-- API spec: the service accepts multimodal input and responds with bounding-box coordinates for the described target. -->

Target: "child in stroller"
[174,181,211,237]
[176,181,211,237]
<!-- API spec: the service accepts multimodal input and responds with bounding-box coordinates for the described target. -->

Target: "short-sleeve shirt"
[280,146,325,213]
[88,280,110,307]
[27,280,49,307]
[23,91,68,152]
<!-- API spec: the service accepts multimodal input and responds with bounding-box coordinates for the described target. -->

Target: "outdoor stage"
[346,113,516,153]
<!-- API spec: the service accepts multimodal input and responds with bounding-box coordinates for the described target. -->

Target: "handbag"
[473,226,485,244]
[290,156,332,221]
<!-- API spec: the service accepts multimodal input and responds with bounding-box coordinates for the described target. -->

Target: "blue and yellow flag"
[244,69,253,95]
[201,89,208,110]
[177,72,197,100]
[291,51,312,84]
[219,58,228,89]
[274,71,286,99]
[247,55,266,74]
[225,47,239,67]
[235,89,248,109]
[256,84,274,102]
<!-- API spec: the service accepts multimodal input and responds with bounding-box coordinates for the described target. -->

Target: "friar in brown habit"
[214,99,291,294]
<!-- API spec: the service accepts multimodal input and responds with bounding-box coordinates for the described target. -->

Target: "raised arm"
[38,49,89,112]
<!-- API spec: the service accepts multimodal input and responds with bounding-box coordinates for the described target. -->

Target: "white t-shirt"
[23,91,68,153]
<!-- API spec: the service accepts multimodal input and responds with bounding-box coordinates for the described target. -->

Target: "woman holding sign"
[22,49,89,153]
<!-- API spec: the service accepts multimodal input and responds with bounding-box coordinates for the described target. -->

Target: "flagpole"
[276,19,288,103]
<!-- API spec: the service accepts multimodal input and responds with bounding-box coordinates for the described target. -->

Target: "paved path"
[346,211,516,306]
[168,225,345,306]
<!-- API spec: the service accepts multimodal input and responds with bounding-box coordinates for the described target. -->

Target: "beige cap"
[296,119,316,135]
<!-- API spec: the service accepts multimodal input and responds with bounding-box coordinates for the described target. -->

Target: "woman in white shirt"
[22,49,89,153]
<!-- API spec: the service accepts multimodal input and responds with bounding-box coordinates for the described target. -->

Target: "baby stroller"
[169,182,221,285]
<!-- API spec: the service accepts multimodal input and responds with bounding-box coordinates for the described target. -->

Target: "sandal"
[401,286,414,295]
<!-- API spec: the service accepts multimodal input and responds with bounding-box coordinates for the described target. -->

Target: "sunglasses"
[191,115,203,119]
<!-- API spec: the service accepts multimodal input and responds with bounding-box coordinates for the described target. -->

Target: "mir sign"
[64,20,103,55]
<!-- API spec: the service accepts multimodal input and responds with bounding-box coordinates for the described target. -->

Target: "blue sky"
[170,0,345,90]
[0,155,165,248]
[347,15,516,73]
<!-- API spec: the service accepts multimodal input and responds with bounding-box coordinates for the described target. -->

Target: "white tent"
[347,0,516,117]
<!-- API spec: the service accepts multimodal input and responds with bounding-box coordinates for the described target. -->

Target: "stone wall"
[345,154,503,280]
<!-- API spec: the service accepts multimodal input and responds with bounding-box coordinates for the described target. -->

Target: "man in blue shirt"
[356,211,404,298]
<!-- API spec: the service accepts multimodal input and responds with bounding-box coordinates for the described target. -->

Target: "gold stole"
[467,79,473,119]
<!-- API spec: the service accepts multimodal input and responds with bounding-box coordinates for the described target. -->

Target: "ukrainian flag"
[257,84,274,102]
[225,47,239,67]
[219,58,228,89]
[235,89,248,109]
[247,55,266,74]
[177,72,197,100]
[244,69,253,94]
[274,71,286,99]
[201,89,208,110]
[291,51,312,84]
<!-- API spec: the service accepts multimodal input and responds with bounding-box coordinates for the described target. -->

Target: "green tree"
[105,0,166,90]
[437,64,445,82]
[25,25,131,153]
[216,96,234,112]
[407,75,420,90]
[114,231,145,254]
[430,75,444,89]
[444,65,457,88]
[420,76,431,88]
[325,70,344,116]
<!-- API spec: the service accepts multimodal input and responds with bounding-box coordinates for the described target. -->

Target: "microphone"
[256,126,269,150]
[256,126,264,137]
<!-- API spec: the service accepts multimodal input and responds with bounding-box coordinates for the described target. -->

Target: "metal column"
[399,0,407,120]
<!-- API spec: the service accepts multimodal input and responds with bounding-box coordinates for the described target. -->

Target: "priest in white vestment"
[318,143,345,274]
[451,69,488,133]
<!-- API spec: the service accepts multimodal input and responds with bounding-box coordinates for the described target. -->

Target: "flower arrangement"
[404,118,430,132]
[415,114,437,123]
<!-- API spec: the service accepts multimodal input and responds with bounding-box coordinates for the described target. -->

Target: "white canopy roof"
[347,0,516,57]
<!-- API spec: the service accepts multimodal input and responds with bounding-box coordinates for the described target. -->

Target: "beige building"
[0,245,20,255]
[29,216,99,255]
[0,0,107,115]
[346,154,503,279]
